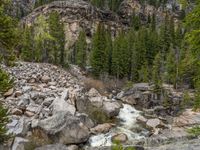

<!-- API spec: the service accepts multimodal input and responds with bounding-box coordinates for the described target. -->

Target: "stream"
[89,104,149,147]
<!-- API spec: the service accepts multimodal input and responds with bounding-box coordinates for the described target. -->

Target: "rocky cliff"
[21,0,124,52]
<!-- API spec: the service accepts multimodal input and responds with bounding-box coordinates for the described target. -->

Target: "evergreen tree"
[0,1,15,143]
[152,52,163,90]
[90,23,108,76]
[112,32,129,78]
[0,0,18,65]
[48,11,65,66]
[104,28,113,74]
[21,26,34,61]
[34,15,54,62]
[75,30,87,68]
[165,47,177,86]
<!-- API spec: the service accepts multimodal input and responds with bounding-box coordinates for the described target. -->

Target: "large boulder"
[102,101,122,117]
[50,90,76,115]
[76,89,122,123]
[33,112,90,144]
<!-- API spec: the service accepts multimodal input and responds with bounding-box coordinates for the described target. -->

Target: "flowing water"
[89,104,148,147]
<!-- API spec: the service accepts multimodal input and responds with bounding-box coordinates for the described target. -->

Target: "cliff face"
[118,0,184,25]
[21,0,124,50]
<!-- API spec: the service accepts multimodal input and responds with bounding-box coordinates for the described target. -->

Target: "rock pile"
[1,62,121,149]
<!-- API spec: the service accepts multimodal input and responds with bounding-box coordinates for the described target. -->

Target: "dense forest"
[0,0,200,145]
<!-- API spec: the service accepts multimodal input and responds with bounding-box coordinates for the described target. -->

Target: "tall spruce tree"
[34,15,54,62]
[152,52,163,91]
[48,12,65,66]
[90,23,107,76]
[75,30,87,68]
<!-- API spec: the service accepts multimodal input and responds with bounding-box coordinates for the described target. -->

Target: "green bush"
[0,68,13,94]
[187,126,200,136]
[0,104,9,143]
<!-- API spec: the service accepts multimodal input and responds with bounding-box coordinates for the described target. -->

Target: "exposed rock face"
[119,0,183,25]
[21,0,124,54]
[118,83,194,116]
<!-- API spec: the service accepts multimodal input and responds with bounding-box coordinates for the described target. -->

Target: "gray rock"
[43,97,54,107]
[90,123,114,134]
[12,137,29,150]
[146,118,162,129]
[137,116,148,124]
[88,88,101,97]
[41,75,51,83]
[8,117,30,136]
[22,86,32,93]
[51,93,76,115]
[76,113,95,129]
[34,112,90,144]
[102,101,122,117]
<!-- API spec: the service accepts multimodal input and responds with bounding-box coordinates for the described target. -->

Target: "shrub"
[0,104,9,143]
[187,126,200,136]
[84,78,106,94]
[0,68,13,94]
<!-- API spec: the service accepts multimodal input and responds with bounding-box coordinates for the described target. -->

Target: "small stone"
[14,91,23,97]
[90,123,114,134]
[24,111,35,117]
[28,78,36,83]
[137,116,147,124]
[146,118,162,129]
[41,75,51,83]
[11,108,23,116]
[112,133,128,143]
[4,88,14,97]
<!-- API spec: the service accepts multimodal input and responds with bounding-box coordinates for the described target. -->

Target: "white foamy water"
[89,104,146,147]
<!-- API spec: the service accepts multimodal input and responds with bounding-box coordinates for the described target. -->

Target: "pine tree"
[21,26,34,61]
[152,52,163,91]
[0,0,18,65]
[48,12,65,66]
[90,23,108,76]
[34,15,54,62]
[104,28,113,74]
[165,47,176,86]
[112,32,129,78]
[75,30,87,68]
